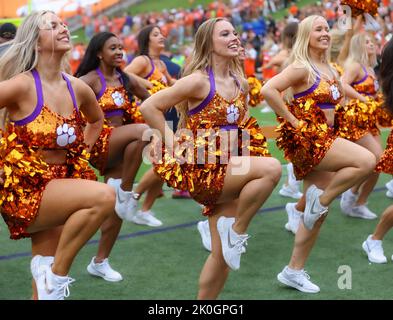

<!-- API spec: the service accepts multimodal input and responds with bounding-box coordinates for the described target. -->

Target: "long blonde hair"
[344,33,377,70]
[176,18,244,129]
[329,29,346,63]
[0,11,70,129]
[285,15,337,101]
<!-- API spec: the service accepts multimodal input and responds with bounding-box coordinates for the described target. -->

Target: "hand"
[290,118,301,129]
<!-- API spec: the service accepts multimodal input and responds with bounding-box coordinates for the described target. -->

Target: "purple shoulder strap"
[96,68,106,99]
[351,65,368,86]
[188,67,216,116]
[62,73,78,111]
[144,56,155,79]
[293,71,321,100]
[14,69,44,126]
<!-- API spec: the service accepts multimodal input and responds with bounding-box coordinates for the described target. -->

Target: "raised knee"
[266,158,282,184]
[95,185,116,217]
[357,152,377,174]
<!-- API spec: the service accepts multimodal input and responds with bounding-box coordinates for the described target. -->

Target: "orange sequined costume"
[247,77,264,107]
[276,70,342,180]
[154,68,270,215]
[0,69,95,239]
[335,65,382,140]
[376,129,393,174]
[89,68,143,175]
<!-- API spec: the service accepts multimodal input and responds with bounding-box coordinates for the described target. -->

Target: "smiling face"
[365,35,376,57]
[212,20,240,58]
[309,17,330,52]
[100,36,124,68]
[38,12,71,53]
[149,27,166,51]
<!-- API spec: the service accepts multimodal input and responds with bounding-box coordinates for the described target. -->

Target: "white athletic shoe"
[362,235,387,264]
[277,266,320,293]
[87,257,123,282]
[217,216,250,270]
[107,178,139,222]
[131,210,163,227]
[349,205,377,220]
[386,180,393,198]
[302,185,328,230]
[284,203,301,234]
[279,184,303,199]
[340,189,357,216]
[197,220,212,252]
[31,255,75,300]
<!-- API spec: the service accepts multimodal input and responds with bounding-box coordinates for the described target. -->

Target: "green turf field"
[1,107,392,300]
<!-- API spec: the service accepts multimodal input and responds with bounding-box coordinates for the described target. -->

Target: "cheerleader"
[124,25,178,227]
[75,32,151,282]
[0,11,115,299]
[361,39,393,263]
[141,18,281,299]
[337,33,383,219]
[262,15,376,293]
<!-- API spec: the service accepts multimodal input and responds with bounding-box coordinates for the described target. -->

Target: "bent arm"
[341,63,367,102]
[77,80,104,150]
[261,64,307,127]
[140,74,204,147]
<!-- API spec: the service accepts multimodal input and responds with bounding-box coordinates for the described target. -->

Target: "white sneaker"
[349,205,377,220]
[386,181,393,198]
[31,255,54,280]
[386,180,393,191]
[362,235,387,263]
[284,203,301,234]
[197,220,212,252]
[131,210,163,227]
[340,189,357,215]
[31,255,75,300]
[279,164,302,199]
[277,266,320,293]
[217,216,250,270]
[279,184,303,199]
[87,257,123,282]
[302,185,328,230]
[287,163,302,191]
[107,178,139,222]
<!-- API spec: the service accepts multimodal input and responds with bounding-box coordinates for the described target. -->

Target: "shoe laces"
[234,235,250,253]
[60,277,75,298]
[131,192,141,201]
[300,270,311,280]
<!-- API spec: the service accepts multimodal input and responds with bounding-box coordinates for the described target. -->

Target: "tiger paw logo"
[330,85,341,100]
[226,104,240,124]
[112,91,125,107]
[56,123,76,147]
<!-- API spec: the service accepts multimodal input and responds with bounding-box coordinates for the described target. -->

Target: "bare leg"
[286,138,375,270]
[93,124,148,261]
[27,179,115,276]
[105,123,148,191]
[31,227,63,300]
[197,156,282,299]
[352,134,383,205]
[373,205,393,240]
[94,214,122,262]
[314,138,376,207]
[198,202,236,299]
[142,179,164,212]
